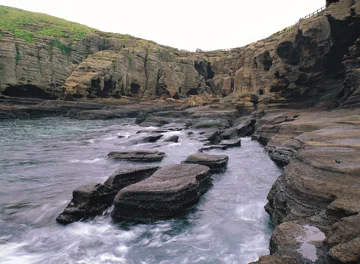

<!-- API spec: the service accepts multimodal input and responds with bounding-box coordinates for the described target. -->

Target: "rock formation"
[111,164,211,222]
[107,150,165,162]
[1,0,359,110]
[56,166,159,224]
[182,153,229,172]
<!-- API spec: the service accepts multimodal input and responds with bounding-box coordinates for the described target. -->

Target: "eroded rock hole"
[103,78,116,97]
[276,41,300,65]
[194,61,214,80]
[130,82,141,95]
[207,62,215,79]
[186,88,198,96]
[2,85,56,100]
[263,51,273,71]
[91,78,101,90]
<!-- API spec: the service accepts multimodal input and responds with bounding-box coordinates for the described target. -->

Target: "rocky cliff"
[1,1,359,109]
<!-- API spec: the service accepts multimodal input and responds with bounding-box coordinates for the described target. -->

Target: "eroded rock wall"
[0,0,359,108]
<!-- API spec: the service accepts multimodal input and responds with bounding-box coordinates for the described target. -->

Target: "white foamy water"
[0,117,282,263]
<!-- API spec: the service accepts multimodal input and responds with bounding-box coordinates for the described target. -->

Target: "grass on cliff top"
[0,5,94,42]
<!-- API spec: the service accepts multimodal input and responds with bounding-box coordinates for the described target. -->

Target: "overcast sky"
[0,0,325,51]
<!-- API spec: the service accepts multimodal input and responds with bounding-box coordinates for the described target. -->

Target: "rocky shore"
[1,0,360,263]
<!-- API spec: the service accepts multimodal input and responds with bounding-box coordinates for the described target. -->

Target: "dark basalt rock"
[201,129,222,145]
[56,183,113,225]
[104,166,159,191]
[236,118,256,137]
[136,134,163,144]
[182,153,228,172]
[266,146,296,166]
[164,135,179,143]
[221,118,256,139]
[56,166,159,225]
[111,164,211,222]
[108,150,165,162]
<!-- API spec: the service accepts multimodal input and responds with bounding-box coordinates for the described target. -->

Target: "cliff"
[1,1,359,110]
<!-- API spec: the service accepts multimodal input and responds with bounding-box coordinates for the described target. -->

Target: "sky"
[0,0,325,51]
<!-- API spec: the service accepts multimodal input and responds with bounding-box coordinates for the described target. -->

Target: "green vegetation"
[0,29,3,40]
[0,5,94,43]
[14,29,33,43]
[157,49,173,61]
[15,51,21,64]
[50,39,72,56]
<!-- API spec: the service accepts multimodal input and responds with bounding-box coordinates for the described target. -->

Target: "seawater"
[0,117,281,264]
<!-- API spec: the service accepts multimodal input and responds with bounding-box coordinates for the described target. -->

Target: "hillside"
[0,2,359,109]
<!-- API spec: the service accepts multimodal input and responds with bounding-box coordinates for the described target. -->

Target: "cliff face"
[0,1,359,109]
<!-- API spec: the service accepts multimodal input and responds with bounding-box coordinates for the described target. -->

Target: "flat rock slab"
[111,164,211,222]
[108,150,165,162]
[182,153,229,172]
[56,166,159,225]
[104,166,159,190]
[219,139,241,148]
[199,145,228,152]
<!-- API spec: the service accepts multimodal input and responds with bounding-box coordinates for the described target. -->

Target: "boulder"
[219,139,241,148]
[200,129,222,145]
[236,118,256,137]
[108,150,165,162]
[182,153,228,172]
[164,135,179,143]
[136,134,163,144]
[56,183,113,225]
[56,166,159,225]
[266,146,296,166]
[111,164,211,222]
[221,127,238,140]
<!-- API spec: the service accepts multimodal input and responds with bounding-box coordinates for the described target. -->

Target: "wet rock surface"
[255,108,360,263]
[56,166,159,224]
[111,164,211,222]
[108,150,165,162]
[250,255,301,264]
[182,153,228,172]
[56,183,113,225]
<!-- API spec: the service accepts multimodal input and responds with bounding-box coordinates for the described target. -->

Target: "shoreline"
[2,96,359,263]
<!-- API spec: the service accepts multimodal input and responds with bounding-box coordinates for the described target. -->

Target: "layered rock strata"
[56,166,159,224]
[182,153,229,172]
[111,164,211,222]
[107,150,165,162]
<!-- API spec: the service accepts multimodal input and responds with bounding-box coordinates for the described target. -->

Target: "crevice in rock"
[263,51,273,71]
[101,77,116,97]
[194,60,215,89]
[130,82,141,96]
[276,41,300,65]
[141,50,149,98]
[2,85,56,100]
